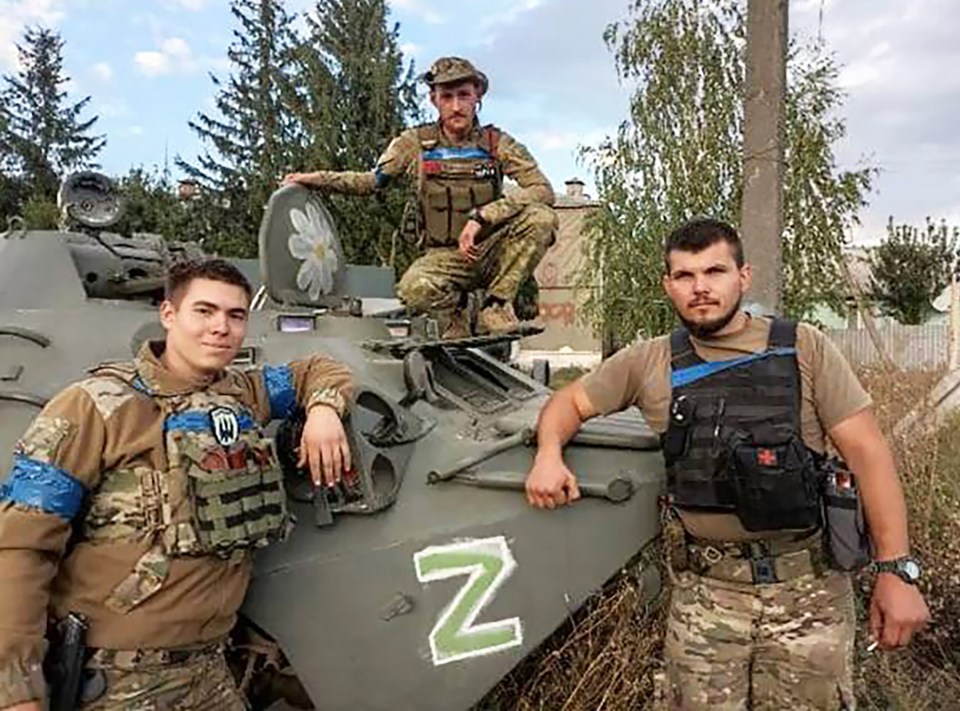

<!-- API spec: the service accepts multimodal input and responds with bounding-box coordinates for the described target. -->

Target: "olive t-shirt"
[580,315,872,541]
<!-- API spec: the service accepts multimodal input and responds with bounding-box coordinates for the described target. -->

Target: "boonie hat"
[422,57,489,96]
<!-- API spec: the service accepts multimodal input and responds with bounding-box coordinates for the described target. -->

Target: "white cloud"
[97,98,131,118]
[134,37,197,76]
[0,0,66,70]
[128,126,144,136]
[91,61,113,81]
[400,42,422,58]
[390,0,443,24]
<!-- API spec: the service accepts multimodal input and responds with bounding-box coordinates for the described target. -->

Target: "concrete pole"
[740,0,788,317]
[950,273,959,370]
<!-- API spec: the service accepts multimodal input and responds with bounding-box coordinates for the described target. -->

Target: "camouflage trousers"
[397,203,557,315]
[662,571,856,710]
[80,651,246,710]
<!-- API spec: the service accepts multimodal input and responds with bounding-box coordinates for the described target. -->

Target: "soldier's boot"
[441,309,472,340]
[478,302,521,335]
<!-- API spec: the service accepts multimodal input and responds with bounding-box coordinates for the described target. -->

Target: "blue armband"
[0,455,86,520]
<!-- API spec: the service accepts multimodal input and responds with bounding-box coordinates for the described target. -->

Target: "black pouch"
[820,459,871,571]
[726,425,821,532]
[661,395,696,466]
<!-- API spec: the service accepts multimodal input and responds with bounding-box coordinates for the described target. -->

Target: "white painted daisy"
[287,201,339,300]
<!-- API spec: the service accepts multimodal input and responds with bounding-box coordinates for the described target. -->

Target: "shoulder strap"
[669,328,702,369]
[483,124,501,161]
[767,318,797,350]
[416,123,440,150]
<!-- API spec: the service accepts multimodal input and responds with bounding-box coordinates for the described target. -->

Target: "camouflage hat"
[422,57,489,95]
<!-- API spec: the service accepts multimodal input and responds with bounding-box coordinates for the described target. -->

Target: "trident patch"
[210,407,241,447]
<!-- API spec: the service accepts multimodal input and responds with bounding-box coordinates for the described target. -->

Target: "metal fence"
[825,324,949,370]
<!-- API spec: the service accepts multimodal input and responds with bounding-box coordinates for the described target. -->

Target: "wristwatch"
[467,207,487,226]
[873,556,922,585]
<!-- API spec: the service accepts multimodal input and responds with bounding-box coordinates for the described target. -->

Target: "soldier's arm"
[0,388,106,708]
[526,345,645,508]
[477,131,555,229]
[289,132,418,196]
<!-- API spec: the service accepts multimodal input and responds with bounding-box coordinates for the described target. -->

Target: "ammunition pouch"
[724,425,822,532]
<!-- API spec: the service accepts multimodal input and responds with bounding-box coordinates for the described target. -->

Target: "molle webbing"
[664,319,801,510]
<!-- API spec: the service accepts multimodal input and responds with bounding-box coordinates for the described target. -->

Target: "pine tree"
[177,0,300,256]
[0,26,106,202]
[294,0,420,267]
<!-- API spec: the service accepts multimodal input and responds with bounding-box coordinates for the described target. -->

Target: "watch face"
[902,560,921,580]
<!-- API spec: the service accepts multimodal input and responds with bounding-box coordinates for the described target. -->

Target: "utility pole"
[740,0,788,316]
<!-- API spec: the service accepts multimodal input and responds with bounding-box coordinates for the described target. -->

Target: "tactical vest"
[416,123,502,247]
[660,319,822,532]
[82,362,290,613]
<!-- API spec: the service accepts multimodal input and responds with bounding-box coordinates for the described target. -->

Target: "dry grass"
[481,364,960,710]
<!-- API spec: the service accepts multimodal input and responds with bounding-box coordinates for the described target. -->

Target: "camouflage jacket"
[0,342,354,707]
[306,121,555,230]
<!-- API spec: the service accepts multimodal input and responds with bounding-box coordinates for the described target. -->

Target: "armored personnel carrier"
[0,173,665,710]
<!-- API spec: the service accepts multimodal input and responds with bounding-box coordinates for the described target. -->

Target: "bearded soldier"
[284,56,557,339]
[525,220,929,709]
[0,259,354,710]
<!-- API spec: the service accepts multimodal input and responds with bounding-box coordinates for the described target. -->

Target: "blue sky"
[3,0,960,243]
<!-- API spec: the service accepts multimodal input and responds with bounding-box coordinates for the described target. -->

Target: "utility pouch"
[820,458,871,571]
[726,425,821,532]
[661,395,695,466]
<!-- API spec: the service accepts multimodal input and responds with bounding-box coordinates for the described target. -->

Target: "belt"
[87,639,225,670]
[687,531,825,584]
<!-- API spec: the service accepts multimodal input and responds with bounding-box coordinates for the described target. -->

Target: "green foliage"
[178,0,420,264]
[177,0,301,256]
[869,217,959,325]
[581,0,875,343]
[0,26,105,202]
[293,0,421,269]
[113,167,210,245]
[20,194,59,229]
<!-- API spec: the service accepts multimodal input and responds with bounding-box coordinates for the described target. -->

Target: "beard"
[678,294,742,338]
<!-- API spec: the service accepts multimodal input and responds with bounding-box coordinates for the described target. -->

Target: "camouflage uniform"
[303,57,557,330]
[581,317,871,710]
[0,341,354,709]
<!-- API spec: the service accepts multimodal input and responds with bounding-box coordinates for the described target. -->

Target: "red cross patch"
[757,448,778,467]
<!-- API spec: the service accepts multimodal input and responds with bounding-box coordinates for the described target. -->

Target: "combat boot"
[441,310,471,340]
[477,302,521,335]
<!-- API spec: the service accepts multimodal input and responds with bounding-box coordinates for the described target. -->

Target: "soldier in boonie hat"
[422,56,489,96]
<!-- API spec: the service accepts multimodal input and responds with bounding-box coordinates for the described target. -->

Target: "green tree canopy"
[869,217,959,325]
[581,0,875,343]
[292,0,421,267]
[0,26,105,202]
[177,0,301,256]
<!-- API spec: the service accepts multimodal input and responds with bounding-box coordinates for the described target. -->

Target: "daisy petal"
[288,232,315,259]
[290,207,309,234]
[296,260,315,292]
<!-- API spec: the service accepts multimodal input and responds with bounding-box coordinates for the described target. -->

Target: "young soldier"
[525,219,929,709]
[0,259,354,710]
[284,56,557,339]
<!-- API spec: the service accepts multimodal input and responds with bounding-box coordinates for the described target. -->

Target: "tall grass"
[481,367,960,710]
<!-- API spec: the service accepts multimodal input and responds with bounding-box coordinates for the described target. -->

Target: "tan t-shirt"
[580,315,872,541]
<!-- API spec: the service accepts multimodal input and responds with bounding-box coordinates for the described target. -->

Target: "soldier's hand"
[525,451,580,509]
[282,172,313,187]
[297,405,352,488]
[869,573,930,648]
[458,220,482,262]
[4,702,42,711]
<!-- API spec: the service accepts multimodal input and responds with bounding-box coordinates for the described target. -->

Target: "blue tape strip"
[671,348,797,389]
[0,455,86,520]
[374,168,391,190]
[164,410,256,433]
[263,364,297,420]
[421,146,491,161]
